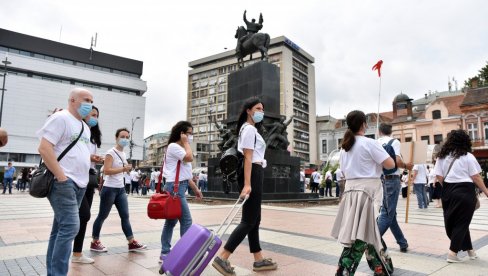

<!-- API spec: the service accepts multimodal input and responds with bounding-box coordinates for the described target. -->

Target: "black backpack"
[382,139,397,175]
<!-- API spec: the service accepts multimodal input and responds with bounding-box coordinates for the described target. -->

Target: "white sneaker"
[72,255,95,264]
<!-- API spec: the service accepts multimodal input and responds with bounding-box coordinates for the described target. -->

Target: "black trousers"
[131,181,139,194]
[325,180,333,197]
[224,164,263,253]
[73,187,95,253]
[442,181,476,253]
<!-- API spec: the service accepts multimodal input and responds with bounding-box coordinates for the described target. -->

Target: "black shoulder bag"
[30,122,84,198]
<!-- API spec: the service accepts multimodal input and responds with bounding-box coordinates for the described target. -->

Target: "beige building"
[141,132,170,167]
[187,36,317,165]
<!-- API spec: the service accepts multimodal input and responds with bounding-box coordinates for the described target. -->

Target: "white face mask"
[188,135,194,143]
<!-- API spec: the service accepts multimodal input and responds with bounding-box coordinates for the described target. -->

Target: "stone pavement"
[0,190,487,276]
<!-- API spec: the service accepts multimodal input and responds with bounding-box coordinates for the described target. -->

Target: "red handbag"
[147,157,182,220]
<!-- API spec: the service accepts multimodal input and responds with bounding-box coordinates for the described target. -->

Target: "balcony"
[472,139,488,148]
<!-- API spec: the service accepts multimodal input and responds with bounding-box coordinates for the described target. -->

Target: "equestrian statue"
[235,10,270,68]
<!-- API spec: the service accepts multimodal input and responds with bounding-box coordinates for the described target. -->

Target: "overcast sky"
[2,0,488,137]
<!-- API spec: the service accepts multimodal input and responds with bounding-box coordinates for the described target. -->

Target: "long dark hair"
[236,97,264,135]
[341,110,366,152]
[437,129,472,159]
[89,106,102,148]
[168,121,193,144]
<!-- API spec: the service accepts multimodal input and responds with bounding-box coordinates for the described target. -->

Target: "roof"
[412,90,464,106]
[0,28,143,75]
[460,87,488,107]
[429,94,465,116]
[393,93,411,102]
[380,111,393,120]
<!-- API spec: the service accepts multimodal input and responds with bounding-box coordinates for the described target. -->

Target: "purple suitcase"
[160,197,247,276]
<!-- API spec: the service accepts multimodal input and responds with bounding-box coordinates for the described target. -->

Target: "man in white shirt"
[334,168,344,197]
[37,88,93,275]
[325,170,333,197]
[412,163,429,209]
[299,168,305,192]
[150,169,158,192]
[310,169,320,194]
[376,123,412,253]
[130,169,141,195]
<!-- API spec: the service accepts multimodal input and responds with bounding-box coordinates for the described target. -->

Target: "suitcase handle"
[190,251,209,276]
[215,195,248,239]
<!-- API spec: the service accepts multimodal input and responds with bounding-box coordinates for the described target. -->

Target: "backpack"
[382,139,397,175]
[219,124,256,177]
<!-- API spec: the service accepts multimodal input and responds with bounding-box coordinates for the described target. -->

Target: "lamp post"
[207,110,214,167]
[0,56,12,127]
[129,116,141,164]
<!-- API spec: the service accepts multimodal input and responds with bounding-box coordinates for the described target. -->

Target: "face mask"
[118,138,130,148]
[188,135,194,143]
[87,117,98,127]
[252,111,264,123]
[77,103,93,118]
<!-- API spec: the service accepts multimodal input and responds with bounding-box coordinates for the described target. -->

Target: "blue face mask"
[252,111,264,123]
[87,117,98,127]
[118,138,130,148]
[78,103,93,118]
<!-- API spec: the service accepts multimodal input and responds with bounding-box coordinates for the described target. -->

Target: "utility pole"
[129,116,141,166]
[0,56,12,127]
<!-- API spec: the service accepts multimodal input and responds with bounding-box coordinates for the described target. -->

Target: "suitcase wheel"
[159,268,164,275]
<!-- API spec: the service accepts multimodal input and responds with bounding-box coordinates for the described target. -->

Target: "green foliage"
[465,62,488,88]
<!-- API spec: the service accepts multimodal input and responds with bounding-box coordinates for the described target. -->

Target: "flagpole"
[376,76,381,137]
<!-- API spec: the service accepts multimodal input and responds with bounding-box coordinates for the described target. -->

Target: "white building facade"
[187,36,317,165]
[0,28,147,169]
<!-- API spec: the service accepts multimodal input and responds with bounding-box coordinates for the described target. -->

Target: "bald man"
[37,88,93,276]
[0,128,7,147]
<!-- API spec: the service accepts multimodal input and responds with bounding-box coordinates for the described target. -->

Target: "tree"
[464,61,488,88]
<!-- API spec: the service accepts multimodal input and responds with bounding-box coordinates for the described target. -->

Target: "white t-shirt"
[36,109,91,188]
[428,169,436,184]
[311,171,321,183]
[340,136,390,179]
[163,143,192,182]
[103,148,127,188]
[377,136,401,175]
[325,171,332,181]
[150,171,157,181]
[413,164,428,184]
[300,171,305,182]
[130,170,140,181]
[124,172,131,185]
[434,153,481,183]
[335,168,344,181]
[238,123,266,167]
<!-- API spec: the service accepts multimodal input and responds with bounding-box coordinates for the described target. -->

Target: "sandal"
[212,256,236,276]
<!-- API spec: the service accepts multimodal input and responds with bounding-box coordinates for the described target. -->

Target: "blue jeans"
[160,180,192,255]
[377,176,408,249]
[46,178,86,276]
[2,177,13,194]
[414,183,428,208]
[150,180,156,192]
[92,187,134,240]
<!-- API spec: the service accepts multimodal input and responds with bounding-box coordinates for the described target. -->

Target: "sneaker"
[446,254,464,263]
[212,256,236,276]
[253,258,278,271]
[468,250,478,260]
[128,240,147,252]
[90,240,108,252]
[400,246,408,253]
[158,254,167,264]
[71,255,95,264]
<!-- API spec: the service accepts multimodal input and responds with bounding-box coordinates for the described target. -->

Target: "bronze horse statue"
[235,26,270,68]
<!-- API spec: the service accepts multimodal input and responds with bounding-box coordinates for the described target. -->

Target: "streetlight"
[129,116,141,164]
[0,56,12,127]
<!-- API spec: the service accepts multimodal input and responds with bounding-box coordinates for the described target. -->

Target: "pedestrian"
[431,165,442,208]
[376,122,412,253]
[90,128,147,253]
[150,168,157,192]
[310,168,320,194]
[72,105,103,264]
[159,121,203,262]
[20,167,29,191]
[213,98,277,276]
[37,88,93,276]
[401,170,409,198]
[433,129,488,262]
[427,165,435,203]
[198,170,208,191]
[334,167,344,198]
[2,162,15,194]
[331,110,395,275]
[130,168,141,195]
[299,168,305,192]
[325,169,333,197]
[412,163,429,209]
[124,171,131,194]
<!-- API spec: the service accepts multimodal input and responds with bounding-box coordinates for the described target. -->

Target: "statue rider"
[236,10,263,54]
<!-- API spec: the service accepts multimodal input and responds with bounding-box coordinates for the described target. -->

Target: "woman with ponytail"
[331,110,395,275]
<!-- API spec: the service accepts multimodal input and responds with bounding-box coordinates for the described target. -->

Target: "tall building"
[0,28,147,168]
[187,36,317,165]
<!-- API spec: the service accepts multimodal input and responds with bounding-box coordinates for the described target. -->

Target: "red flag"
[372,60,383,77]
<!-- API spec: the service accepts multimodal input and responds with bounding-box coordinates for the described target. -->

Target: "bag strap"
[112,149,125,165]
[58,121,85,162]
[156,155,181,195]
[387,138,395,147]
[443,157,457,181]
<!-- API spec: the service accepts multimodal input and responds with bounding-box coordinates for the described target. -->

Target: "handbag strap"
[443,157,457,181]
[38,121,84,167]
[156,155,181,194]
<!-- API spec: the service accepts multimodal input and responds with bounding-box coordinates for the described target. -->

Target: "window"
[432,110,441,119]
[209,88,216,95]
[421,135,430,144]
[484,122,488,141]
[405,137,412,142]
[434,134,443,144]
[217,104,225,112]
[467,123,478,140]
[322,140,327,154]
[217,94,226,102]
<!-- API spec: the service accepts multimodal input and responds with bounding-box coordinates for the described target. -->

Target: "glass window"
[217,95,226,102]
[421,135,430,144]
[405,137,412,142]
[322,140,327,154]
[432,110,441,119]
[9,48,20,54]
[200,98,208,105]
[34,53,44,59]
[192,74,199,81]
[200,90,207,97]
[0,152,8,161]
[199,107,206,115]
[484,122,488,141]
[19,50,31,57]
[209,79,217,86]
[217,104,225,112]
[198,117,206,123]
[467,123,478,140]
[0,46,7,52]
[209,88,216,95]
[44,55,54,61]
[434,134,443,144]
[191,108,198,115]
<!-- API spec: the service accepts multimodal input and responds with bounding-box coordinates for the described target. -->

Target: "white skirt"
[330,178,383,253]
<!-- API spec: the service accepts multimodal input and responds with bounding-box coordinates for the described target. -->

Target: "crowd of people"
[2,88,488,276]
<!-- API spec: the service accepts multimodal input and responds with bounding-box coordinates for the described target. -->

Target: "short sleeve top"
[434,153,481,183]
[340,136,390,179]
